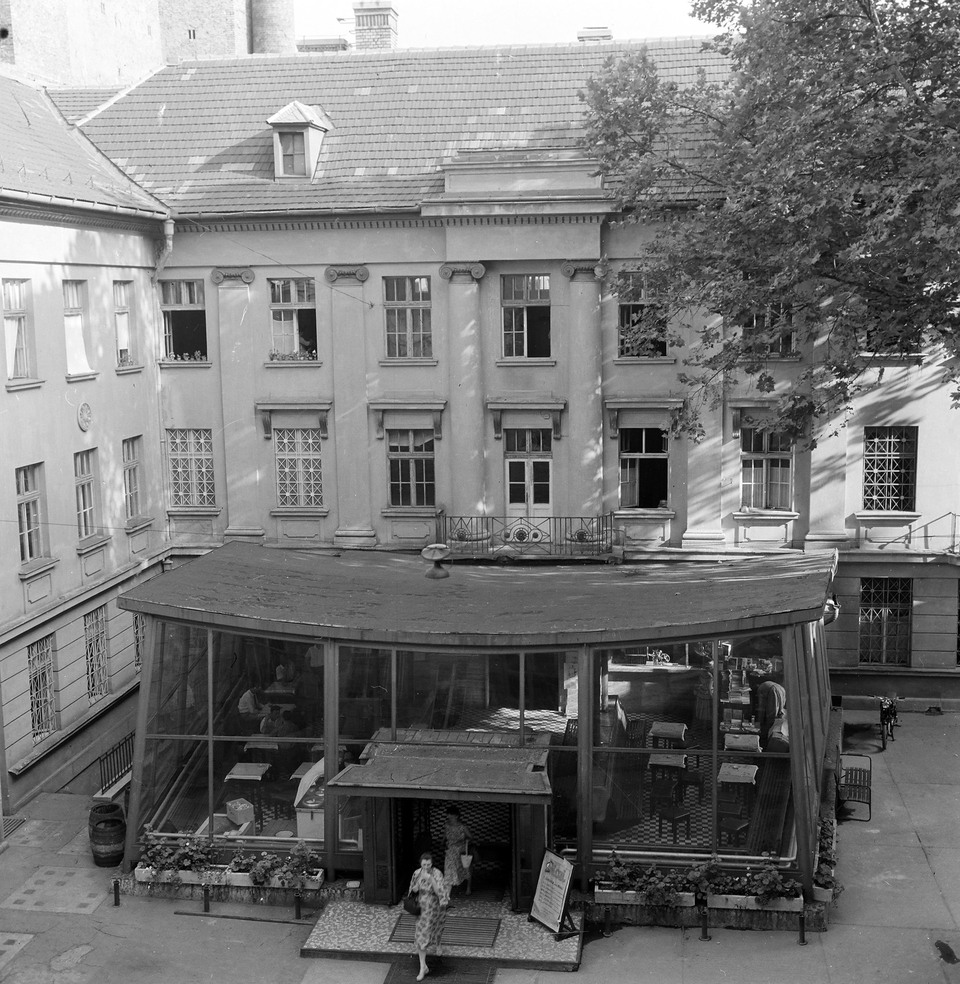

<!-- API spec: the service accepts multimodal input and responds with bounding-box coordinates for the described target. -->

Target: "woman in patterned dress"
[408,851,449,980]
[443,806,472,895]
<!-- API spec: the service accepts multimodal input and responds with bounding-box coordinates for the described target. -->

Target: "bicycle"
[877,695,900,750]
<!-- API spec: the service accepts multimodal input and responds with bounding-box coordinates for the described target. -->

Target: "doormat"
[389,914,501,948]
[383,958,495,983]
[2,817,26,837]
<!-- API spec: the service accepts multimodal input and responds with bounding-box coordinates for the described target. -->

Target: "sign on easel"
[530,849,576,937]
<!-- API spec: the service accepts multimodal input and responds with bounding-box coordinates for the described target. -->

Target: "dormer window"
[267,101,333,181]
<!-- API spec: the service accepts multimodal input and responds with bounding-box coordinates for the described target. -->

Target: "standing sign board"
[529,849,576,937]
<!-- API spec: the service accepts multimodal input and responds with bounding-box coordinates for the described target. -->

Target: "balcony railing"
[437,512,620,559]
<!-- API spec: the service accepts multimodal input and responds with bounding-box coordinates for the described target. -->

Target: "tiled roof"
[0,76,168,217]
[79,38,726,217]
[47,87,121,124]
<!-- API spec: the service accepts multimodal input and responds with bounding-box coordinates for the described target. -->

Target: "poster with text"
[530,849,574,933]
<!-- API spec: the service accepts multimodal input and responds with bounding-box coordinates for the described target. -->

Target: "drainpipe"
[152,217,175,283]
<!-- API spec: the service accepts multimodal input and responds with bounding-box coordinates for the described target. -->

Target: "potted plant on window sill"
[705,862,803,911]
[594,852,695,907]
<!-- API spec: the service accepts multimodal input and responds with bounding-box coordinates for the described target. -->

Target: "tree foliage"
[581,0,960,442]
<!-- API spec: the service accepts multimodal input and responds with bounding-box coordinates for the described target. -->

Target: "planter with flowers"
[812,817,843,904]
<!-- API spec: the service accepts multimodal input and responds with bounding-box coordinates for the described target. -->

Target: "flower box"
[134,865,322,891]
[707,892,803,912]
[594,886,696,907]
[811,885,834,904]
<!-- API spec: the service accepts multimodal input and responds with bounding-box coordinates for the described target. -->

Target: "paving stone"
[1,866,109,914]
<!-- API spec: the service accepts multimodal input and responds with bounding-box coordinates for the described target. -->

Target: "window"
[15,463,44,563]
[617,280,667,358]
[63,280,93,374]
[387,429,435,507]
[133,612,145,672]
[28,634,58,742]
[113,281,136,366]
[122,436,143,520]
[859,577,911,665]
[74,449,101,540]
[502,274,550,358]
[279,132,306,176]
[275,427,323,506]
[619,428,668,508]
[740,428,792,510]
[84,605,109,701]
[737,303,794,357]
[384,276,432,358]
[863,426,917,511]
[187,28,196,39]
[167,428,215,507]
[159,280,207,360]
[3,278,34,378]
[268,279,317,358]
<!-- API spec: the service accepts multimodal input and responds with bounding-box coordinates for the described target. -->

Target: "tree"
[581,0,960,443]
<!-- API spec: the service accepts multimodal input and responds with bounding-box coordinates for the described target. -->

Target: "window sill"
[263,360,322,368]
[6,377,44,392]
[381,507,440,518]
[495,358,556,367]
[857,351,923,362]
[167,506,221,516]
[614,508,676,519]
[76,533,112,556]
[854,511,921,523]
[378,358,438,367]
[736,355,802,363]
[734,510,800,522]
[66,371,99,383]
[613,357,676,365]
[18,556,59,581]
[159,360,212,369]
[270,507,330,517]
[115,364,144,375]
[125,516,155,534]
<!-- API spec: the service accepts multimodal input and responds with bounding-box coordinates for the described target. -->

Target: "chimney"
[577,26,613,43]
[352,1,398,50]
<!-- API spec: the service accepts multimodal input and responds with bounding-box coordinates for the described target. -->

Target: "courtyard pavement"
[2,709,960,983]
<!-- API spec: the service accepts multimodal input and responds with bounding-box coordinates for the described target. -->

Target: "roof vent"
[577,26,613,42]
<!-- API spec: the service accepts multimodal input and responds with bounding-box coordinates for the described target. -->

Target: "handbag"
[460,852,473,869]
[403,891,421,916]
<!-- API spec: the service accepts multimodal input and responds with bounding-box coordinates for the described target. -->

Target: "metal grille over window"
[268,278,317,359]
[168,428,215,506]
[387,429,435,506]
[863,426,917,511]
[84,605,109,701]
[28,634,57,742]
[275,427,323,506]
[502,274,550,358]
[859,577,912,665]
[384,276,432,358]
[740,428,792,510]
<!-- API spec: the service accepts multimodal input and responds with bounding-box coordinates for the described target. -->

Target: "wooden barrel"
[89,804,125,867]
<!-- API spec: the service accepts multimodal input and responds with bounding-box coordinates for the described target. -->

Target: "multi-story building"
[1,31,956,818]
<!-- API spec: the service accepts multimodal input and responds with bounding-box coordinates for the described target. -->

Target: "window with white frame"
[619,428,669,508]
[502,274,550,358]
[863,426,917,512]
[159,280,207,360]
[122,436,143,521]
[268,278,317,358]
[740,428,793,510]
[15,463,44,563]
[275,427,323,507]
[387,429,435,507]
[113,280,136,366]
[617,278,667,358]
[859,577,911,665]
[63,280,93,375]
[133,612,145,671]
[28,634,58,742]
[736,302,795,357]
[167,428,215,507]
[279,132,306,176]
[74,449,101,540]
[3,278,34,379]
[384,276,432,358]
[84,605,109,701]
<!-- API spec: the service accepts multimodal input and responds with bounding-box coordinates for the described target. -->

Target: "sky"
[293,0,716,47]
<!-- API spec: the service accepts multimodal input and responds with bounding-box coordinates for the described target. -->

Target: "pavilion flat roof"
[119,542,836,648]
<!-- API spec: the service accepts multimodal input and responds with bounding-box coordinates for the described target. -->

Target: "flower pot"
[134,865,155,883]
[811,885,834,904]
[707,893,803,912]
[594,888,640,904]
[226,871,254,887]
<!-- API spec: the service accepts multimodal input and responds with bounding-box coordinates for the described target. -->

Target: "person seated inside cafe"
[238,682,266,728]
[260,704,286,736]
[757,679,787,751]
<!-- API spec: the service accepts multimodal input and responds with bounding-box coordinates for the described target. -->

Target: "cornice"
[0,200,163,235]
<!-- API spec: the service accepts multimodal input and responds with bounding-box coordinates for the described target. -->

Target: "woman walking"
[442,805,473,895]
[407,851,449,980]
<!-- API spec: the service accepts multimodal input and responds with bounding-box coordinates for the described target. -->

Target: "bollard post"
[797,910,807,946]
[699,907,711,941]
[203,885,210,913]
[603,905,612,938]
[113,878,120,907]
[295,891,303,920]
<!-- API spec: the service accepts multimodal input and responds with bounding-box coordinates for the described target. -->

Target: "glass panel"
[338,646,390,745]
[146,623,209,736]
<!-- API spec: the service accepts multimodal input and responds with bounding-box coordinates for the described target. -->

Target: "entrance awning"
[327,739,552,804]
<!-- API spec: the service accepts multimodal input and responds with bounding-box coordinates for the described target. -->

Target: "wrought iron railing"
[98,730,135,792]
[436,513,620,558]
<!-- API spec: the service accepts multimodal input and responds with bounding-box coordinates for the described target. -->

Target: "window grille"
[28,634,57,742]
[275,427,323,506]
[167,428,215,506]
[859,577,912,665]
[85,606,109,701]
[740,428,792,510]
[384,276,432,358]
[15,463,42,563]
[122,436,142,520]
[387,429,435,507]
[863,426,917,511]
